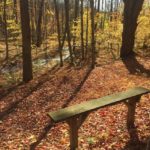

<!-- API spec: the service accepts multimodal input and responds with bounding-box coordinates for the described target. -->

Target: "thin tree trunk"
[102,0,104,11]
[30,0,36,44]
[98,0,100,12]
[13,0,18,24]
[90,0,95,68]
[110,0,113,21]
[54,0,63,66]
[81,0,84,60]
[85,1,89,58]
[72,0,79,53]
[102,0,107,29]
[64,0,73,64]
[36,0,44,47]
[61,6,64,34]
[3,0,9,60]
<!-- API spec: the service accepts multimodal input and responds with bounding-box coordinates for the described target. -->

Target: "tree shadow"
[30,67,93,150]
[123,127,147,150]
[0,82,23,100]
[0,65,60,120]
[62,67,92,108]
[122,55,150,77]
[30,121,54,150]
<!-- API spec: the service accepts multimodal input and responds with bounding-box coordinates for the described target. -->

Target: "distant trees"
[20,0,33,82]
[120,0,144,58]
[1,0,150,85]
[13,0,18,24]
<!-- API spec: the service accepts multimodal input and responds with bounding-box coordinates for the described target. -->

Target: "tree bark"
[54,0,63,66]
[120,0,144,58]
[90,0,95,68]
[110,0,113,21]
[30,0,36,44]
[98,0,101,12]
[13,0,18,24]
[20,0,33,82]
[3,0,9,60]
[72,0,79,54]
[85,2,89,58]
[36,0,44,47]
[64,0,73,64]
[81,0,84,60]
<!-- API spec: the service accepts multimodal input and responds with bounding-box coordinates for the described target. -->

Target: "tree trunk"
[30,0,36,44]
[13,0,18,24]
[72,0,79,53]
[90,0,95,68]
[64,0,73,64]
[81,0,84,60]
[3,0,9,60]
[110,0,113,21]
[54,0,63,66]
[98,0,101,12]
[102,0,104,11]
[85,2,89,58]
[120,0,144,58]
[36,0,44,47]
[20,0,33,82]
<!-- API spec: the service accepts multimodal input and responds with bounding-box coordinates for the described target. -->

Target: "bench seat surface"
[48,87,150,122]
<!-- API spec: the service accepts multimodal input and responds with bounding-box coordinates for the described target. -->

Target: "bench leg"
[126,96,140,130]
[68,117,78,150]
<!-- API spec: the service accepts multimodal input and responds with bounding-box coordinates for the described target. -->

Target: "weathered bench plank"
[48,87,149,123]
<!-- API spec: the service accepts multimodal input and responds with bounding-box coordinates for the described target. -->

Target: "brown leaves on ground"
[0,56,150,150]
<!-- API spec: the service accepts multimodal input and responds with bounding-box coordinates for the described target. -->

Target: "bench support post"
[126,96,141,130]
[68,117,78,150]
[67,114,89,150]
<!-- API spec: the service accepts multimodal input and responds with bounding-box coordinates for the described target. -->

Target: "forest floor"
[0,54,150,150]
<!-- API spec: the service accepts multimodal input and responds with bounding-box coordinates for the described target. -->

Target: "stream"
[0,48,69,75]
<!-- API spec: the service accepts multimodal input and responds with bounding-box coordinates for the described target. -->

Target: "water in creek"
[0,48,69,75]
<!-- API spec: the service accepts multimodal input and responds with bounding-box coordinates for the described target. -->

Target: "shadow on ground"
[122,55,150,77]
[123,126,147,150]
[123,134,150,150]
[0,65,60,120]
[30,67,93,150]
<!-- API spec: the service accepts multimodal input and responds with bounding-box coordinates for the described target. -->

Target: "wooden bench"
[48,87,150,149]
